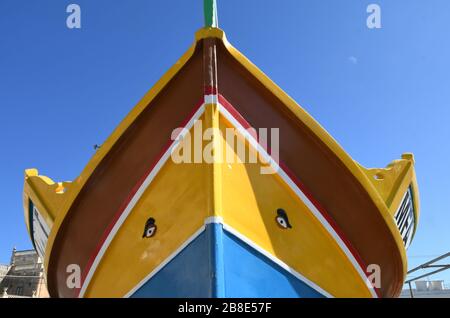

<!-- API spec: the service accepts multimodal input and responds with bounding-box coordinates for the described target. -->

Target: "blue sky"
[1,1,449,287]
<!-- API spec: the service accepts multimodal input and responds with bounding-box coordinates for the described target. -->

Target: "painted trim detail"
[217,97,379,298]
[78,95,377,298]
[77,101,206,298]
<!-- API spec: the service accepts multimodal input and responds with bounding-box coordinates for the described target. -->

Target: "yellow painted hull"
[22,28,419,298]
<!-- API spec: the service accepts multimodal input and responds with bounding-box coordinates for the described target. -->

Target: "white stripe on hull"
[123,217,334,298]
[78,97,377,298]
[78,104,205,298]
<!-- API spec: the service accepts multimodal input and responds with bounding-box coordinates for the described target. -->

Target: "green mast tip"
[204,0,219,28]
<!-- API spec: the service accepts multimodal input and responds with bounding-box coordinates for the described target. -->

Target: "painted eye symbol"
[276,209,292,229]
[143,217,157,238]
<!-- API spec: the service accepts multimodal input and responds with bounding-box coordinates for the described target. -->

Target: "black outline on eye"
[143,217,157,238]
[275,209,292,229]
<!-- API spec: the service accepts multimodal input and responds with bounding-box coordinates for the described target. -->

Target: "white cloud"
[348,56,358,65]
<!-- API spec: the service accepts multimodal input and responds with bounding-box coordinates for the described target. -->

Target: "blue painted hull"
[130,223,325,298]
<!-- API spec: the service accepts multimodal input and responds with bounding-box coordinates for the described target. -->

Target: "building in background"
[0,248,49,298]
[401,280,450,298]
[0,264,9,285]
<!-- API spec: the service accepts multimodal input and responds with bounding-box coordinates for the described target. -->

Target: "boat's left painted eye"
[275,209,292,229]
[276,216,288,229]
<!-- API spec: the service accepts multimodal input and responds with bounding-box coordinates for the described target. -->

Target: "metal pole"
[408,281,414,298]
[405,266,450,284]
[403,252,450,297]
[204,0,219,28]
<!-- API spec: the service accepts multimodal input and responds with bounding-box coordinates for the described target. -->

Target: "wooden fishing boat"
[23,1,419,298]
